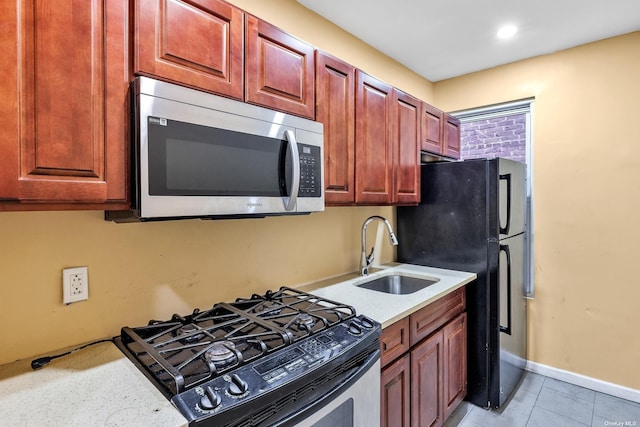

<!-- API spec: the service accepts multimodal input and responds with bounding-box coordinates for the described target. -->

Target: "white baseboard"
[525,360,640,404]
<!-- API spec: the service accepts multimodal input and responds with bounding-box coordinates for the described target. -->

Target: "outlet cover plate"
[63,266,89,304]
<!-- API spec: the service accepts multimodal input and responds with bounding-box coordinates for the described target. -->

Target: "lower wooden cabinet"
[411,329,444,427]
[381,354,411,427]
[443,312,467,420]
[380,288,467,427]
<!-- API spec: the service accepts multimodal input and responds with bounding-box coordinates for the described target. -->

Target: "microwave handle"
[284,130,300,211]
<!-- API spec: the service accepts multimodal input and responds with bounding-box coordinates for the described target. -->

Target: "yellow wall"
[0,207,393,363]
[0,0,430,365]
[434,32,640,389]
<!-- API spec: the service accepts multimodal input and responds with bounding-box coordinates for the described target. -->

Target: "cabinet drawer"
[410,287,465,345]
[380,317,410,367]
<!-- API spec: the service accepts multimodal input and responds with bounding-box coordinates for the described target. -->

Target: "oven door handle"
[266,348,381,427]
[283,130,300,212]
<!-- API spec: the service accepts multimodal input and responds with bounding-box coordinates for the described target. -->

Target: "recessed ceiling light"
[497,25,518,39]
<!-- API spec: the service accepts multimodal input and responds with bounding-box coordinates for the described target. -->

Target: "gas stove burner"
[253,301,283,315]
[176,324,204,343]
[205,341,238,368]
[295,313,315,328]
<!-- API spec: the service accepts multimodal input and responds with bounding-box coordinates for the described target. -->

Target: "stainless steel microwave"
[107,77,324,222]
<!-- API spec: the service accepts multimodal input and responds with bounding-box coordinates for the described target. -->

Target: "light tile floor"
[444,372,640,427]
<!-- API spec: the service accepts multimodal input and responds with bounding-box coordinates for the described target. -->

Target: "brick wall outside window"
[460,113,526,163]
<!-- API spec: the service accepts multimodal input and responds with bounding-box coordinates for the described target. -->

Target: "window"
[453,99,535,297]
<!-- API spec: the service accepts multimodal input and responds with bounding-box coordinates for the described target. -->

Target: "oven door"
[271,356,381,427]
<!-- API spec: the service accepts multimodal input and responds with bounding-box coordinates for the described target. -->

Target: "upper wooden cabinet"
[245,15,315,119]
[355,71,394,204]
[0,0,129,210]
[315,51,356,204]
[134,0,244,100]
[421,103,444,155]
[444,113,461,159]
[320,67,421,206]
[392,90,421,205]
[420,103,461,160]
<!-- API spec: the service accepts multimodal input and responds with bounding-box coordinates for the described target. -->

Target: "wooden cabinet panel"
[379,288,467,427]
[355,71,393,204]
[381,317,410,367]
[392,90,421,205]
[443,313,467,420]
[315,51,355,204]
[0,0,129,209]
[135,0,244,100]
[410,287,465,345]
[245,15,315,118]
[381,354,411,427]
[421,103,444,155]
[0,1,20,201]
[444,113,461,159]
[411,331,444,427]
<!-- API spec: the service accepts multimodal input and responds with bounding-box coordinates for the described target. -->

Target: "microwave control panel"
[298,144,321,198]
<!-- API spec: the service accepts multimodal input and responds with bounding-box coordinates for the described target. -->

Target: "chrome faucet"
[360,215,399,276]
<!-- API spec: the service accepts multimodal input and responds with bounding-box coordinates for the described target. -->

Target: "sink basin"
[356,274,439,295]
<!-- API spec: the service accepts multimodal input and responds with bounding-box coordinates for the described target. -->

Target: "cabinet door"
[245,15,315,118]
[392,89,421,205]
[381,354,411,427]
[421,103,444,155]
[355,71,393,204]
[135,0,244,100]
[0,0,129,209]
[411,331,444,427]
[315,51,355,205]
[443,313,467,419]
[443,113,461,159]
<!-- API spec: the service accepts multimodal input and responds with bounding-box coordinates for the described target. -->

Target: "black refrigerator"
[397,158,527,408]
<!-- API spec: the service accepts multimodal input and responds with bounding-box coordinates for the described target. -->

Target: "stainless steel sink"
[356,274,439,295]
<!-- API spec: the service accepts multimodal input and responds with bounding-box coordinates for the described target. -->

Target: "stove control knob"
[228,374,249,396]
[360,316,375,329]
[348,322,362,336]
[199,386,221,410]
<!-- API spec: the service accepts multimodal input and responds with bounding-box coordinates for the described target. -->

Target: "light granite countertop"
[0,341,187,427]
[298,263,477,328]
[0,263,474,426]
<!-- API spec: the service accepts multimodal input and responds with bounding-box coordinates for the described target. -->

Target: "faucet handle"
[366,247,375,266]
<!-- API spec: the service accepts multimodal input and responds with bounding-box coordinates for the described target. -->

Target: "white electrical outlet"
[63,266,89,304]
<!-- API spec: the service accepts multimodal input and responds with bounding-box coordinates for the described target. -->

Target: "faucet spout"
[360,215,399,276]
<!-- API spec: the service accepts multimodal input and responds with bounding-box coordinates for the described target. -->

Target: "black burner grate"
[119,287,356,395]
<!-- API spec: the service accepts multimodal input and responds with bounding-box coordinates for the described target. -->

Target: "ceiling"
[297,0,640,82]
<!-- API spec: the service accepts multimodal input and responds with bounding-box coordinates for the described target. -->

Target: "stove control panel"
[170,315,380,424]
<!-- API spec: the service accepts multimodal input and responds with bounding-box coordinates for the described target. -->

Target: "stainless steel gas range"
[115,287,381,427]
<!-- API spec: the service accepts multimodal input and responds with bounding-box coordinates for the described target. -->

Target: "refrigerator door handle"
[499,244,512,335]
[499,173,512,235]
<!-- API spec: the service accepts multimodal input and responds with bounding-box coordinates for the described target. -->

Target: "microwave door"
[283,130,300,211]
